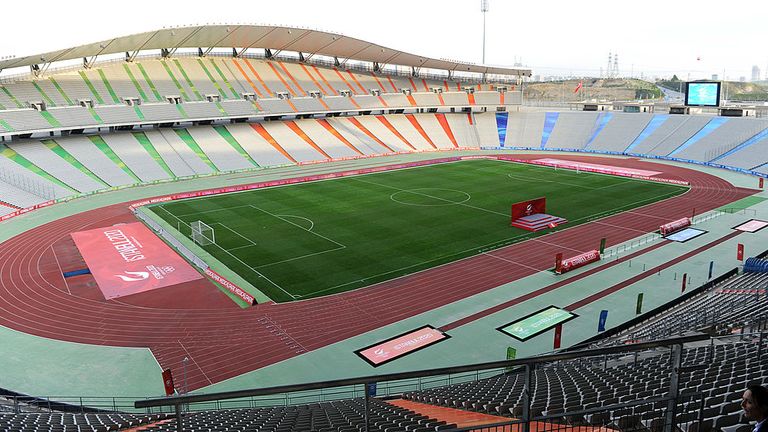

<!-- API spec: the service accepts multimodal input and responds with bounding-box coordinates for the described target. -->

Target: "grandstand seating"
[137,399,454,432]
[596,272,768,346]
[0,412,169,432]
[2,108,768,212]
[401,338,763,431]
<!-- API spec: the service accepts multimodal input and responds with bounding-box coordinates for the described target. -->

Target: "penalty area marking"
[276,214,315,231]
[506,172,631,191]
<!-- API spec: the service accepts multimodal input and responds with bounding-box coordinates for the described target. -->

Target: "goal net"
[191,220,215,246]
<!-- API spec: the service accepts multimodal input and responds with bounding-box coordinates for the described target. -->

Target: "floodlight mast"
[481,0,489,64]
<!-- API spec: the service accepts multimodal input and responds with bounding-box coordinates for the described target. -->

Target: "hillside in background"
[657,78,768,102]
[523,78,662,102]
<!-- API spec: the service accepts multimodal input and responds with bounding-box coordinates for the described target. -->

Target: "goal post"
[191,220,215,246]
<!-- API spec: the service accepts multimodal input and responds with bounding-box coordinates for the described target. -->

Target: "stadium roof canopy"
[0,24,531,77]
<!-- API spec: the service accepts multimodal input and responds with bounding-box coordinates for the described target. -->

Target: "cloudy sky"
[2,0,765,81]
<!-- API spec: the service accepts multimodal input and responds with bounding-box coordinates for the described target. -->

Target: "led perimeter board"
[685,81,721,107]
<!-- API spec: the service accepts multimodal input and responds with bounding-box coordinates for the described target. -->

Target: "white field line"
[351,177,509,218]
[249,205,346,248]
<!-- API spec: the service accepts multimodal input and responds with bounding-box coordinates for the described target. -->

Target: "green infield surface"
[150,159,687,302]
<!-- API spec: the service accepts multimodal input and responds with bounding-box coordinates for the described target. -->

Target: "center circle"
[390,188,471,207]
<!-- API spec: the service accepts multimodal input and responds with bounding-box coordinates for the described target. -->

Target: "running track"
[0,155,756,391]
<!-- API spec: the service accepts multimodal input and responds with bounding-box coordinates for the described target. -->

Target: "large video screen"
[497,306,577,341]
[685,82,721,107]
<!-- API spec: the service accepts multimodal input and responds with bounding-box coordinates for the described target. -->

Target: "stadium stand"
[0,412,170,432]
[543,112,600,150]
[586,113,653,153]
[2,25,767,432]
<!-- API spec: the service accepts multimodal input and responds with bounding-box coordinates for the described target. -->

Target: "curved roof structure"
[0,24,531,77]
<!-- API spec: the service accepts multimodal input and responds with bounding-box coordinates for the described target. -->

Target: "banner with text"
[355,326,450,367]
[71,222,203,300]
[556,250,601,275]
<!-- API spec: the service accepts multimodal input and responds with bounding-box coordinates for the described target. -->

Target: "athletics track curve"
[0,155,757,391]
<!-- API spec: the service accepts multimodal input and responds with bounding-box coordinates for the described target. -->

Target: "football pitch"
[150,159,688,302]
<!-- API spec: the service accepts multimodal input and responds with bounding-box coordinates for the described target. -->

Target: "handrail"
[135,333,708,409]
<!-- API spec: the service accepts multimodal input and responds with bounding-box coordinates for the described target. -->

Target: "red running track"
[0,155,756,391]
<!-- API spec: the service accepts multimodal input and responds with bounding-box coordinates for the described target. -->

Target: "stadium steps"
[208,58,242,99]
[96,69,121,104]
[1,85,24,108]
[405,114,438,149]
[132,131,176,178]
[436,113,460,148]
[196,58,229,99]
[316,119,365,156]
[214,101,228,116]
[266,61,299,96]
[41,139,109,188]
[133,105,146,120]
[710,127,768,163]
[285,120,332,159]
[213,125,259,167]
[77,71,105,104]
[160,60,193,102]
[87,107,104,123]
[172,59,203,101]
[387,399,499,429]
[175,128,219,171]
[277,61,308,96]
[135,62,163,101]
[39,110,62,128]
[122,63,150,102]
[87,136,142,183]
[174,103,189,119]
[0,144,77,194]
[510,213,568,231]
[31,81,56,107]
[231,58,265,98]
[47,77,74,105]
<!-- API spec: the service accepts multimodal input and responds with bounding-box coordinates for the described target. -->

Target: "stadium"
[0,3,767,432]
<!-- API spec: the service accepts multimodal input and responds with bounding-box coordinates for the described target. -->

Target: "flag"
[162,368,175,396]
[553,324,562,349]
[573,81,583,93]
[506,347,517,360]
[598,310,609,332]
[737,244,744,261]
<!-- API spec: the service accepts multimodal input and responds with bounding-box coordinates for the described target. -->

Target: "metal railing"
[134,334,708,432]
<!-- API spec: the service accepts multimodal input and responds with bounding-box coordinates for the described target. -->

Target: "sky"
[1,0,766,81]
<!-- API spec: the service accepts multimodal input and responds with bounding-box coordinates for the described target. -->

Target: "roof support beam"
[127,30,162,62]
[169,26,205,58]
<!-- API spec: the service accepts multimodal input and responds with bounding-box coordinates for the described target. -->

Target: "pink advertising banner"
[71,222,203,300]
[733,219,768,233]
[355,326,450,367]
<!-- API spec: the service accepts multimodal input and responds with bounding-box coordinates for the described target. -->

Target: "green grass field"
[150,159,687,302]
